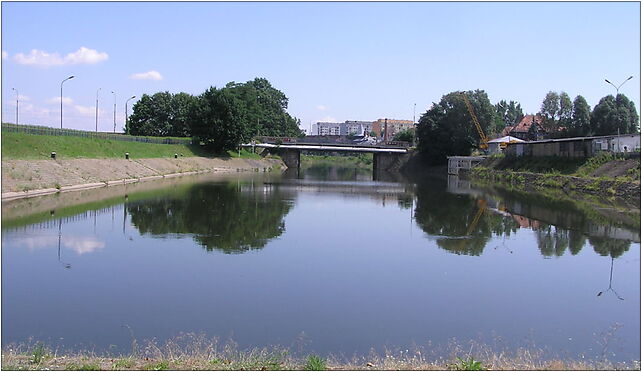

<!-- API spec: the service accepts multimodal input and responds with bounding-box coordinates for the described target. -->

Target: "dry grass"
[1,334,639,371]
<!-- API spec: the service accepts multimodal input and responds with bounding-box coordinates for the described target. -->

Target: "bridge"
[241,137,412,177]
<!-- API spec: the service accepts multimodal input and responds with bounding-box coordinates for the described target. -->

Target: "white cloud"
[63,236,105,255]
[64,47,108,65]
[130,70,163,81]
[317,116,338,123]
[2,50,7,59]
[316,105,327,111]
[47,96,74,105]
[72,104,97,117]
[13,47,108,67]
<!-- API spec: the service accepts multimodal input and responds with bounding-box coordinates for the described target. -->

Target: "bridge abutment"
[373,152,410,180]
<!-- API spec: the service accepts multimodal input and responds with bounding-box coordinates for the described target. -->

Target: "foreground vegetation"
[2,335,638,371]
[0,132,261,160]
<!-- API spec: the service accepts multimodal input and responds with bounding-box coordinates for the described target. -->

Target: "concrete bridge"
[241,137,411,178]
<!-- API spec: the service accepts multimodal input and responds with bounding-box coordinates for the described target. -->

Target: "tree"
[495,100,524,126]
[416,90,494,165]
[558,92,573,129]
[540,91,560,132]
[590,94,640,135]
[190,87,251,152]
[128,92,196,137]
[569,95,591,136]
[392,129,414,143]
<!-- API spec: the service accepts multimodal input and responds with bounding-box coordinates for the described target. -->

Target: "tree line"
[127,77,303,152]
[416,89,639,164]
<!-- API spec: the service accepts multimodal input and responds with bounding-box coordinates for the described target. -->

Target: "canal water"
[2,167,640,362]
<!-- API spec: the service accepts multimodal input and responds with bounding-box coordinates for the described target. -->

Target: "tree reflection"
[413,178,519,256]
[535,225,570,257]
[589,237,631,259]
[127,182,294,254]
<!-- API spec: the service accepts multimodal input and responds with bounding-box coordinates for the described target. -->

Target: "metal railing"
[1,123,193,145]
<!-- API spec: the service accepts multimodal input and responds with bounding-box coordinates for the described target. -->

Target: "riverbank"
[1,156,284,200]
[471,154,640,203]
[2,337,638,371]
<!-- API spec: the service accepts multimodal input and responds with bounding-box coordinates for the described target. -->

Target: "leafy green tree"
[416,90,494,165]
[540,91,560,132]
[190,87,251,152]
[569,95,591,136]
[239,78,303,137]
[591,94,640,135]
[495,100,524,126]
[128,92,197,137]
[392,129,414,143]
[559,92,573,129]
[589,237,631,258]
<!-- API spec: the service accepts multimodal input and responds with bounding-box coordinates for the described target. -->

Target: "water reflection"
[410,175,639,258]
[127,181,295,254]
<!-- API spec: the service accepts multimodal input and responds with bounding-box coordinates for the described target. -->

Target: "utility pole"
[12,88,18,125]
[95,88,101,132]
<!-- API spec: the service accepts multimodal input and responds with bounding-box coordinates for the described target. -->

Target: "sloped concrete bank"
[2,157,285,201]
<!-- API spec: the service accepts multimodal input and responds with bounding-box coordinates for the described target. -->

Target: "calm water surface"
[2,167,640,361]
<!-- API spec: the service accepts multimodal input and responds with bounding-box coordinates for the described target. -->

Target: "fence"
[1,123,193,145]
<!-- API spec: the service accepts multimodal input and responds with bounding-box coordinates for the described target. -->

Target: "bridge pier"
[373,152,409,180]
[277,148,301,173]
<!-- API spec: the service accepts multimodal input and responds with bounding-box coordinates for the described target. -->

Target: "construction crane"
[460,92,489,150]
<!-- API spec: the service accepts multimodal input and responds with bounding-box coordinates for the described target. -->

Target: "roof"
[508,114,544,134]
[507,133,640,145]
[488,135,526,143]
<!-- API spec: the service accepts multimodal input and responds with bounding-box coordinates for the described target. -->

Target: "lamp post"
[111,91,116,133]
[12,88,18,125]
[413,103,416,124]
[60,75,75,129]
[604,76,633,96]
[125,95,136,135]
[95,88,101,132]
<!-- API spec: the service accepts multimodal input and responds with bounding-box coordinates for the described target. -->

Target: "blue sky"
[2,2,640,132]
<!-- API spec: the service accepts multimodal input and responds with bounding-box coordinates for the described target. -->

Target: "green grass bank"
[1,131,263,160]
[472,153,640,202]
[300,153,373,169]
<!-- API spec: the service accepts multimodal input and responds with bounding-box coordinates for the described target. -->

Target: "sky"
[2,1,640,133]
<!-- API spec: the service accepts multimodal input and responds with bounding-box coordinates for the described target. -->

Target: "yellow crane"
[460,92,489,150]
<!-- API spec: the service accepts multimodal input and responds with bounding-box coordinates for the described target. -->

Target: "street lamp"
[95,88,101,132]
[12,88,18,125]
[413,103,416,124]
[60,75,75,129]
[125,95,136,135]
[111,91,116,133]
[604,76,633,96]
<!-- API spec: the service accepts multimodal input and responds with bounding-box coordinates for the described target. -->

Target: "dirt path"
[2,156,284,197]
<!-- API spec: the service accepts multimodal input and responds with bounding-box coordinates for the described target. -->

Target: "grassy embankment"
[2,335,638,371]
[0,131,261,160]
[472,153,640,201]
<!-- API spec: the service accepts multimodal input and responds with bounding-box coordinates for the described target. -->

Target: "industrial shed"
[505,134,640,158]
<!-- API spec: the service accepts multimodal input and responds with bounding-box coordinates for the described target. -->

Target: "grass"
[304,355,326,370]
[0,131,263,160]
[1,334,638,371]
[300,153,373,169]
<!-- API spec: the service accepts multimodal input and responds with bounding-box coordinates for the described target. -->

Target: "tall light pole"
[413,103,416,124]
[604,76,633,96]
[111,91,116,133]
[125,95,136,135]
[95,88,101,132]
[12,88,18,125]
[60,75,74,129]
